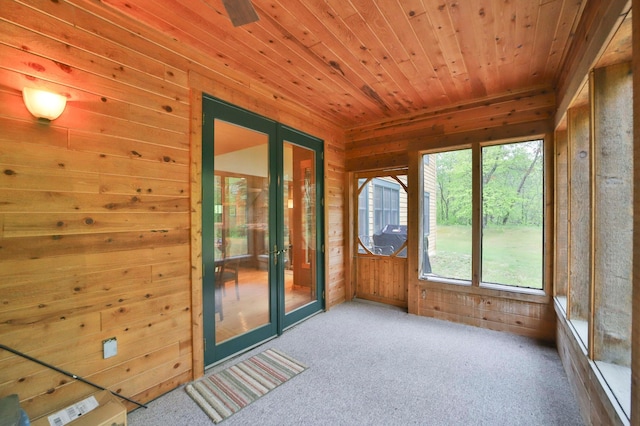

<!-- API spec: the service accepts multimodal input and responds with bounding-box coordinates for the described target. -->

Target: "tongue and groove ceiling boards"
[102,0,586,129]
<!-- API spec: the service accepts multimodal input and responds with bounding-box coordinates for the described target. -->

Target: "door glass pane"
[283,142,317,313]
[357,175,407,257]
[481,140,543,288]
[214,119,270,343]
[423,150,472,281]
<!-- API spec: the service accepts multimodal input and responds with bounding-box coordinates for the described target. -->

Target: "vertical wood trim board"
[554,129,569,297]
[631,1,640,421]
[189,88,205,379]
[567,105,591,321]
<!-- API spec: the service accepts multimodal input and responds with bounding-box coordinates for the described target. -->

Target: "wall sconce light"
[22,87,67,121]
[288,198,294,209]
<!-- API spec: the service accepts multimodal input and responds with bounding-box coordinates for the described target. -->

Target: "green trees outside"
[430,140,544,288]
[481,141,543,228]
[436,149,472,226]
[436,141,543,228]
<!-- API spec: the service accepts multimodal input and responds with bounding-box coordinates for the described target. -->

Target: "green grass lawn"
[429,225,543,289]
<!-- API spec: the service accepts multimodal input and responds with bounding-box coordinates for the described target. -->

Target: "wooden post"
[631,0,640,421]
[407,150,420,314]
[567,105,591,323]
[554,129,569,298]
[189,87,205,379]
[544,132,555,302]
[472,142,481,287]
[344,172,355,302]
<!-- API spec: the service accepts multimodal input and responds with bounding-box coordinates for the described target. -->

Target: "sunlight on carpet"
[185,349,307,423]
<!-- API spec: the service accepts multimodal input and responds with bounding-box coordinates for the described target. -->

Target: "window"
[421,140,544,290]
[423,149,472,280]
[214,174,254,259]
[481,141,543,288]
[373,179,400,234]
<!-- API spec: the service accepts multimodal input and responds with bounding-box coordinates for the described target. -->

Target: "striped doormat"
[185,349,307,423]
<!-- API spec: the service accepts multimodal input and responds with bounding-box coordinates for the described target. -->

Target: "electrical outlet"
[103,337,117,359]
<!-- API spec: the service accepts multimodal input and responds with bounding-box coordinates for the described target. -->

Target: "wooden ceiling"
[103,0,587,129]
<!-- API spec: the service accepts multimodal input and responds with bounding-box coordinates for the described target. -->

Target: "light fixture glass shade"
[22,87,67,120]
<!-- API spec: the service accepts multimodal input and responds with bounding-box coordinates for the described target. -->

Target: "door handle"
[268,245,280,255]
[270,245,280,265]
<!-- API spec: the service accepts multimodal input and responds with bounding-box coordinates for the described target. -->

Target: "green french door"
[202,95,324,366]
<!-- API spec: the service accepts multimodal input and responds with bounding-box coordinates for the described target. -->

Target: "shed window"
[356,174,408,257]
[373,179,400,234]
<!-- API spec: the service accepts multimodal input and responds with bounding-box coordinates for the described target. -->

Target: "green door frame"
[202,95,325,366]
[279,125,325,330]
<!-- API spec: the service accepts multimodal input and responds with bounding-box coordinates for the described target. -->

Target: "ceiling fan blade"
[221,0,259,27]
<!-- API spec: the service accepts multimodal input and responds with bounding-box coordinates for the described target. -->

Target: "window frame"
[423,192,430,237]
[418,138,548,296]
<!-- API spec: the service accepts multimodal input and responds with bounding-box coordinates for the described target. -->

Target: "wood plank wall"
[345,87,555,171]
[0,0,345,419]
[345,88,557,341]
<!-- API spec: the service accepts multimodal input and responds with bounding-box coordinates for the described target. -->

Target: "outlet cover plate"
[103,337,117,359]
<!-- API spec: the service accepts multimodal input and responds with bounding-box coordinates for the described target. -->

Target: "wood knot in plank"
[55,61,72,73]
[27,62,46,72]
[361,85,390,111]
[329,60,345,76]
